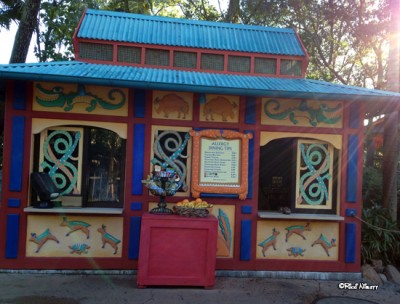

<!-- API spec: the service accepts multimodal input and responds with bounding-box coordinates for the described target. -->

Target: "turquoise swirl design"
[298,143,331,205]
[151,131,190,191]
[41,130,81,195]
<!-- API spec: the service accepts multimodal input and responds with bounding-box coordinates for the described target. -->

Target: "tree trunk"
[9,0,41,63]
[382,112,398,221]
[224,0,240,23]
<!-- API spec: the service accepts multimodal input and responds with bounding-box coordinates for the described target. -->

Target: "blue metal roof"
[1,61,399,102]
[76,9,306,56]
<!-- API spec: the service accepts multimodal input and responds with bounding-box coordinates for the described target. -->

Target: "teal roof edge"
[1,61,400,102]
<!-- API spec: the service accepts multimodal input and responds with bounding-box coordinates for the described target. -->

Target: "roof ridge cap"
[85,8,294,34]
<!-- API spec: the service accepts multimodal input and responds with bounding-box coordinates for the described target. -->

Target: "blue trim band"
[349,103,360,129]
[240,220,252,261]
[241,205,252,214]
[9,116,25,192]
[200,193,238,198]
[128,216,142,259]
[345,222,356,263]
[346,134,358,202]
[245,96,256,124]
[247,130,254,199]
[7,198,21,208]
[134,89,146,118]
[130,202,143,211]
[132,124,145,195]
[6,214,20,259]
[13,81,26,110]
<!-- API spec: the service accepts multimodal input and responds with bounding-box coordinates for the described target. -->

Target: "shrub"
[362,166,382,208]
[361,203,400,266]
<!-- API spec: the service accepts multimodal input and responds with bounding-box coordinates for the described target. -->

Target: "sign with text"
[200,138,240,185]
[190,129,253,200]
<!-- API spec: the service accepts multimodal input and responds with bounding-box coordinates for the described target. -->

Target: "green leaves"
[361,203,400,265]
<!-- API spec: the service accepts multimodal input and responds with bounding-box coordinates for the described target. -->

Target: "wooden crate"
[137,213,218,288]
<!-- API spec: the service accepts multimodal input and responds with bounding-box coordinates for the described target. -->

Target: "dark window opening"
[32,126,125,208]
[258,138,338,214]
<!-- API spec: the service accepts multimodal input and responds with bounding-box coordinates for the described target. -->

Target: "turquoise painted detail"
[298,143,331,206]
[218,208,232,247]
[264,99,341,126]
[35,83,126,112]
[41,130,81,195]
[151,131,190,191]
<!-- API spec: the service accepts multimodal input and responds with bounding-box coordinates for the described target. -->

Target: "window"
[228,55,250,73]
[117,46,142,64]
[174,51,197,69]
[201,53,224,71]
[145,48,170,66]
[258,138,338,214]
[32,126,125,208]
[280,59,302,76]
[150,126,192,197]
[79,42,113,61]
[254,58,276,74]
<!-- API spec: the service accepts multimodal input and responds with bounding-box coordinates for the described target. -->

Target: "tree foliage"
[35,0,101,62]
[220,0,391,89]
[0,0,24,29]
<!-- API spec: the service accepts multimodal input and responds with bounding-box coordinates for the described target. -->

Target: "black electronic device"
[30,172,60,208]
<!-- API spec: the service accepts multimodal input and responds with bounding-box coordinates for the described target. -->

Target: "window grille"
[117,46,141,64]
[79,42,113,61]
[254,58,276,74]
[280,59,302,76]
[228,55,250,73]
[174,51,197,69]
[145,48,170,66]
[200,53,224,71]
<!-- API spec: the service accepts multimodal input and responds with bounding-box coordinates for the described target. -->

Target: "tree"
[34,0,105,62]
[221,0,391,89]
[0,0,24,29]
[6,0,40,63]
[9,0,41,63]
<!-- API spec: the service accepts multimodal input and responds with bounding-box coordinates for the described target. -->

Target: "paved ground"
[0,273,399,304]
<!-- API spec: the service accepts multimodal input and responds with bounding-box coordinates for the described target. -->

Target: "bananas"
[176,198,213,209]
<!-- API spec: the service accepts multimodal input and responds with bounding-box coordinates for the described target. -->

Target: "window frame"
[32,125,126,209]
[258,134,341,215]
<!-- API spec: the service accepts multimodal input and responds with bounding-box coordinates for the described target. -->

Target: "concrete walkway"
[0,273,399,304]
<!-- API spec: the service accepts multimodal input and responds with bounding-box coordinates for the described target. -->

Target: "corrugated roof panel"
[76,9,305,56]
[1,61,399,102]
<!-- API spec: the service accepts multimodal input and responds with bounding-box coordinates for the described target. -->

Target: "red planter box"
[137,213,218,288]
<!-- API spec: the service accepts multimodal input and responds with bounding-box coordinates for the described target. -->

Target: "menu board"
[189,129,253,200]
[200,138,240,185]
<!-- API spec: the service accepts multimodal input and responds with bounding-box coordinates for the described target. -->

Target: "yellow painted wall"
[256,220,339,260]
[26,215,123,258]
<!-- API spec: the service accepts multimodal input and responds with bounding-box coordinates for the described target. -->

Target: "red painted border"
[0,79,363,272]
